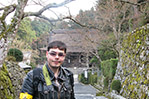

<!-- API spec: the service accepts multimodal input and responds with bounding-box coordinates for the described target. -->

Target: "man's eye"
[49,52,64,57]
[58,53,64,57]
[49,52,56,56]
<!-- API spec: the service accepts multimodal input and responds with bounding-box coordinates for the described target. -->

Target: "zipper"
[58,83,64,99]
[58,90,60,99]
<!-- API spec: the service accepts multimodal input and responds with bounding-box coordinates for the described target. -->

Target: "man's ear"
[64,53,66,57]
[46,51,49,56]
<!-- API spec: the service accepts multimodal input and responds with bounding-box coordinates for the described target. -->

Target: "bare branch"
[114,0,149,6]
[0,4,16,39]
[1,4,16,19]
[63,16,101,30]
[32,0,45,6]
[37,15,60,24]
[65,6,72,18]
[24,0,75,17]
[48,9,60,18]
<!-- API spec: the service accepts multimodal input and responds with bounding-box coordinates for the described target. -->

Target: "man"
[20,41,75,99]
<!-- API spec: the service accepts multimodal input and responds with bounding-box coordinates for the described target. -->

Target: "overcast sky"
[1,0,97,22]
[25,0,97,18]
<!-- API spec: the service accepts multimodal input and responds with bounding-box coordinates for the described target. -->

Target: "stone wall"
[114,24,149,99]
[0,38,8,67]
[0,63,15,99]
[0,61,26,99]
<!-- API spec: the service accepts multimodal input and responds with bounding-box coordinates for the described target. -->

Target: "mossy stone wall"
[0,63,15,99]
[0,61,26,99]
[114,24,149,99]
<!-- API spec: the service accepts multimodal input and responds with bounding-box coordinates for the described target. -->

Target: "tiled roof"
[49,29,101,52]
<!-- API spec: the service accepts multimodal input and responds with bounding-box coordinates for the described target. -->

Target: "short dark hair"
[47,41,67,53]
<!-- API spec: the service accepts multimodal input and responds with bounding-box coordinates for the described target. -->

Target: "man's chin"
[50,65,60,69]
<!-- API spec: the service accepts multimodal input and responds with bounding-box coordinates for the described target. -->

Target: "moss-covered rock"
[114,24,149,99]
[0,61,27,99]
[0,63,15,99]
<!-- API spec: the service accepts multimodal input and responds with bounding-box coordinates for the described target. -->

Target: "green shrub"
[92,74,97,84]
[79,71,98,85]
[79,73,88,84]
[111,80,121,93]
[101,58,118,80]
[87,72,98,85]
[104,50,117,60]
[104,77,109,88]
[98,47,118,61]
[110,58,118,69]
[7,48,23,62]
[88,72,92,84]
[90,56,99,63]
[101,60,111,77]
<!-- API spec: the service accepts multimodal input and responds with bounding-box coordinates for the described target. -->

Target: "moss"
[138,76,142,82]
[136,40,141,48]
[96,91,105,96]
[141,92,147,99]
[1,63,8,74]
[24,69,31,74]
[123,77,128,85]
[130,91,137,99]
[143,79,148,85]
[136,74,140,80]
[0,63,15,99]
[128,84,134,91]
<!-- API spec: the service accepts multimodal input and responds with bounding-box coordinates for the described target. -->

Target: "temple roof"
[48,29,102,53]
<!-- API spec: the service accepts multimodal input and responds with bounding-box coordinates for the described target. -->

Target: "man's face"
[46,48,66,68]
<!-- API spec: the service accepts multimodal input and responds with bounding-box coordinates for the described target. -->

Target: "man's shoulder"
[32,67,43,78]
[33,67,42,72]
[26,67,43,78]
[61,67,73,76]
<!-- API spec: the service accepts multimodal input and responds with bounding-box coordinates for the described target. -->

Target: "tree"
[31,33,49,65]
[114,0,149,27]
[17,18,36,43]
[0,0,74,65]
[95,0,148,54]
[96,0,131,51]
[31,18,52,37]
[75,8,96,27]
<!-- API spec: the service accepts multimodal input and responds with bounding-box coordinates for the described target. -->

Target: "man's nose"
[55,54,59,58]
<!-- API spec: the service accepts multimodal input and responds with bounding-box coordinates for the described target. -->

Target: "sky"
[25,0,97,18]
[1,0,97,23]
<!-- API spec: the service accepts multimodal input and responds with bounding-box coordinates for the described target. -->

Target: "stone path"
[74,83,108,99]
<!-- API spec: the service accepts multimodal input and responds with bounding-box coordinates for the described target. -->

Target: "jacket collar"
[45,62,65,81]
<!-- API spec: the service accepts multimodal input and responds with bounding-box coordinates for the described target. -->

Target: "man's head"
[46,41,67,68]
[47,41,67,53]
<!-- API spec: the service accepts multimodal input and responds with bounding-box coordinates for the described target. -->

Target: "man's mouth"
[53,61,60,64]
